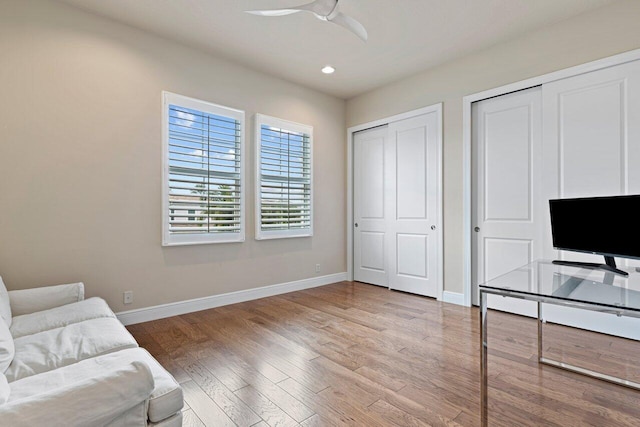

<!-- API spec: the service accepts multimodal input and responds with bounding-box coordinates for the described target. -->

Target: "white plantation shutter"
[162,92,245,246]
[255,114,313,239]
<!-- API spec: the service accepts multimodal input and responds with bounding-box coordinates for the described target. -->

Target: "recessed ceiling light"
[321,65,335,74]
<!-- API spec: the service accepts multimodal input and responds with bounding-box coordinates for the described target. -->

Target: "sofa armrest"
[0,360,154,427]
[8,282,85,316]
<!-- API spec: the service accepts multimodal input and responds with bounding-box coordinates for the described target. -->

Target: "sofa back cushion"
[0,320,14,374]
[0,373,9,404]
[0,277,12,328]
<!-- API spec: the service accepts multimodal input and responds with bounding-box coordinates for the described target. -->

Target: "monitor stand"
[552,256,629,277]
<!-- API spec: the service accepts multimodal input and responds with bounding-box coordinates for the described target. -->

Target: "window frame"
[162,91,245,246]
[254,114,313,240]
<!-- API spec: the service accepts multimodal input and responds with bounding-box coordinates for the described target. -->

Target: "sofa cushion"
[10,297,115,339]
[0,321,14,373]
[138,348,184,422]
[9,282,84,317]
[104,401,149,427]
[5,317,138,382]
[2,361,153,427]
[9,347,183,422]
[0,373,9,404]
[148,411,183,427]
[0,277,12,328]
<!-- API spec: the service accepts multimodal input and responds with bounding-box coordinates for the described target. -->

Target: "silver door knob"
[354,223,358,228]
[474,227,480,232]
[431,225,436,230]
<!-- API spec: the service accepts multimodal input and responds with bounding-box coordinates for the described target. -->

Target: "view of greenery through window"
[190,183,236,224]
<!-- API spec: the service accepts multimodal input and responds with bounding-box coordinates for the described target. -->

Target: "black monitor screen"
[549,195,640,260]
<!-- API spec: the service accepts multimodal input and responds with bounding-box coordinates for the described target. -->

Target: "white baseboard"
[441,291,465,306]
[116,272,347,326]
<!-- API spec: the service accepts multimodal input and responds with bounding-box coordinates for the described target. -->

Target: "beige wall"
[0,0,346,311]
[346,0,640,294]
[2,0,639,310]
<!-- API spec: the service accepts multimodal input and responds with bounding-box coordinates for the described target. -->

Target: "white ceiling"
[56,0,616,99]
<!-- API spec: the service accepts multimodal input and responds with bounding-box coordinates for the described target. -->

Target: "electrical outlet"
[315,264,321,273]
[123,291,133,305]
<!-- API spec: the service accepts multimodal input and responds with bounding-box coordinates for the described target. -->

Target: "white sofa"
[0,277,183,426]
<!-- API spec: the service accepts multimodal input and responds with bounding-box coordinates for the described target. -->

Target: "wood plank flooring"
[127,281,640,426]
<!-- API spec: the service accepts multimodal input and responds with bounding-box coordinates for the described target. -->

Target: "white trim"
[347,126,353,281]
[116,272,347,325]
[348,105,443,135]
[162,91,246,246]
[462,96,472,308]
[254,113,313,240]
[346,104,444,301]
[441,291,465,306]
[462,47,640,307]
[434,104,444,302]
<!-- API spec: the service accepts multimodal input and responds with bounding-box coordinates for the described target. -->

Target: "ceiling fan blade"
[247,0,337,17]
[245,9,302,16]
[329,12,368,42]
[295,0,338,16]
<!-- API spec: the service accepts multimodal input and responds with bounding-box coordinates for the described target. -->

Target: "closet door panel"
[471,87,542,310]
[354,127,389,286]
[560,81,624,196]
[542,59,640,339]
[388,112,442,298]
[542,60,640,265]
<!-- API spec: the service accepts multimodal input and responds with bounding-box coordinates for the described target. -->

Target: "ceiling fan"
[246,0,368,42]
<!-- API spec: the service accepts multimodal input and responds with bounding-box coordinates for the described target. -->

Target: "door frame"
[347,103,444,301]
[462,48,640,307]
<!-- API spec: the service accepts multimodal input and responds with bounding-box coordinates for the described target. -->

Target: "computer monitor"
[549,195,640,277]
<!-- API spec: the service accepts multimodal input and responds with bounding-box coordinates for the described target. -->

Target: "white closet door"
[542,60,640,262]
[354,126,389,287]
[388,113,442,298]
[472,87,543,313]
[541,59,640,339]
[354,109,443,298]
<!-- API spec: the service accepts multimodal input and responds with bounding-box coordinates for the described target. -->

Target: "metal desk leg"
[536,300,640,390]
[537,301,543,361]
[480,290,488,427]
[537,300,640,389]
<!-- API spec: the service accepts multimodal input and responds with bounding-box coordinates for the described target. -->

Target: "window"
[255,114,313,239]
[162,92,245,246]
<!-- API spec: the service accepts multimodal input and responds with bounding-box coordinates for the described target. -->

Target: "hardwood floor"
[127,281,640,426]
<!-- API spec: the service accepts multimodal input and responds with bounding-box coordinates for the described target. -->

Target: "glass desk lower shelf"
[479,260,640,427]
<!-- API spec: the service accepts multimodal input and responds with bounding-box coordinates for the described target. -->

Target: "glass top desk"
[479,260,640,427]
